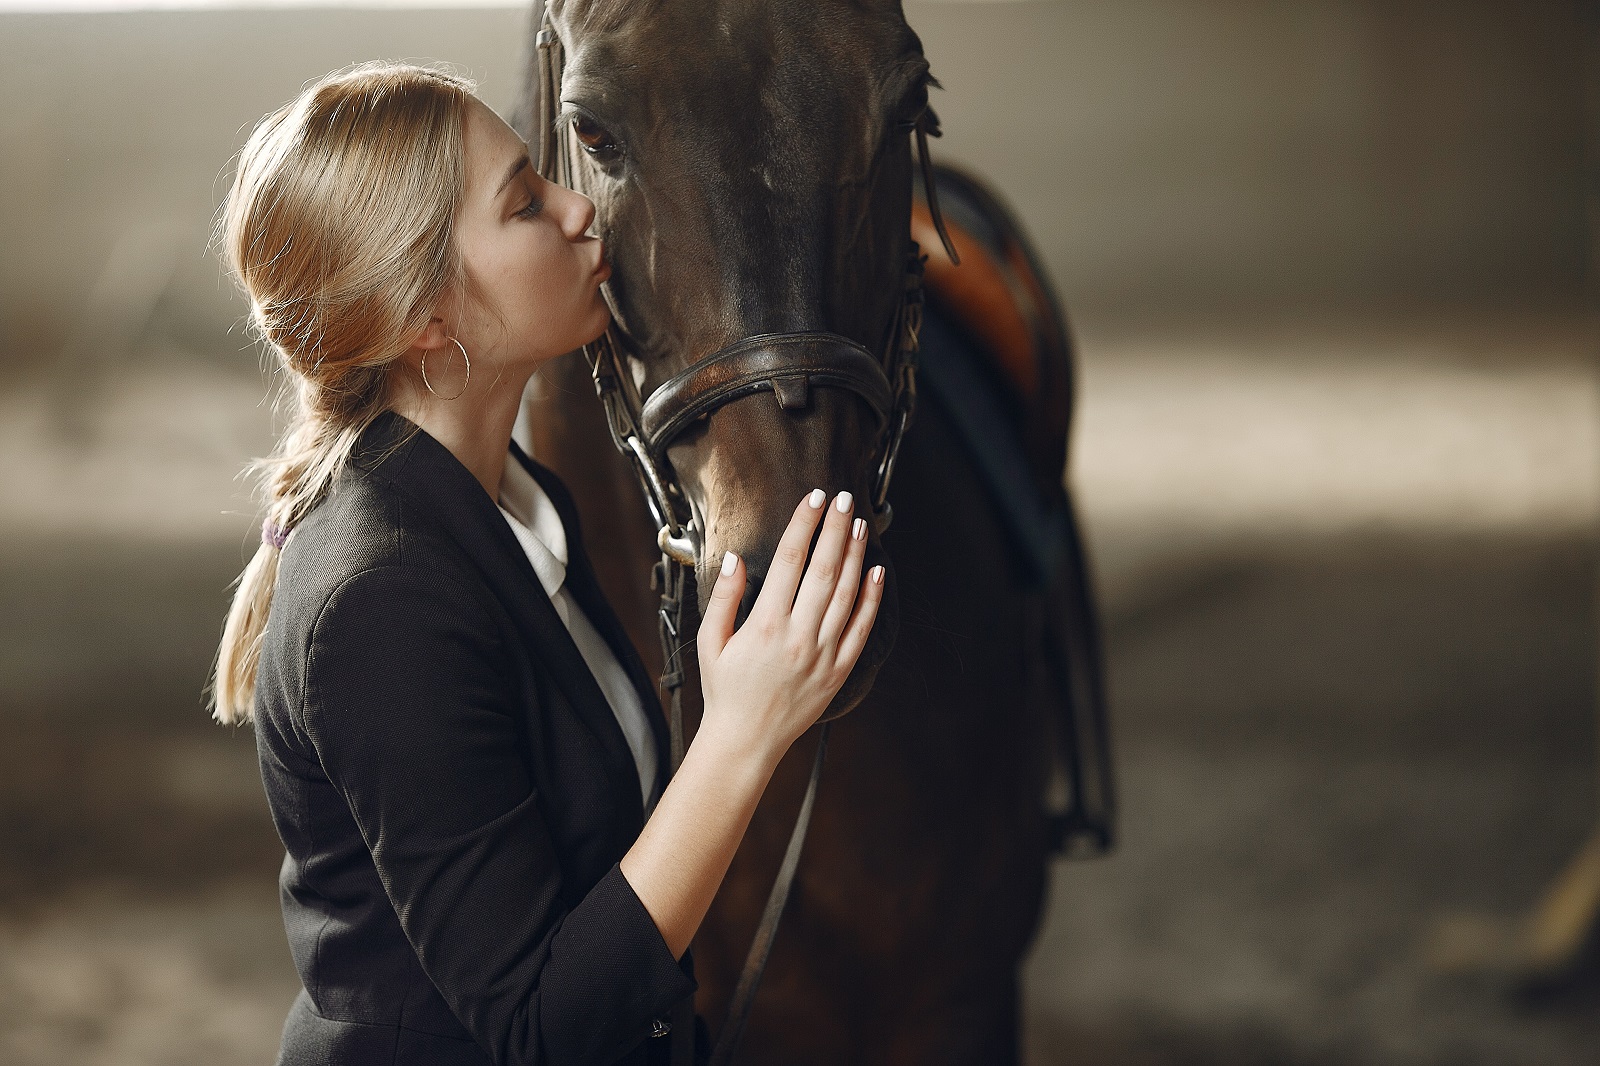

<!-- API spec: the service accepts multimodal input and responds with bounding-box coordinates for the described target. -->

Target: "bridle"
[570,293,922,570]
[535,13,958,1064]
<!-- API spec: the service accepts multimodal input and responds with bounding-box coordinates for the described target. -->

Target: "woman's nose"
[563,186,597,240]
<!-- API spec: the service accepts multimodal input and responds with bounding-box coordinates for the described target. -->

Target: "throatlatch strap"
[916,123,959,267]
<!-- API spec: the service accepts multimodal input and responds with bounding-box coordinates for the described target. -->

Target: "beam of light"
[0,0,1041,12]
[0,0,527,11]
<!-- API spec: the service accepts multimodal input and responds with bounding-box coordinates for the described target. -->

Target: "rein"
[536,15,953,1064]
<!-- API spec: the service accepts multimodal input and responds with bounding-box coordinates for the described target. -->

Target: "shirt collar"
[497,453,569,598]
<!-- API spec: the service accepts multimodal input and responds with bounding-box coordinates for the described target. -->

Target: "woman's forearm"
[619,493,882,961]
[619,725,783,960]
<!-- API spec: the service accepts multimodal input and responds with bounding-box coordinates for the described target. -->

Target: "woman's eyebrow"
[496,154,531,197]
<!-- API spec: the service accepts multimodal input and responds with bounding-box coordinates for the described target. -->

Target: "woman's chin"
[582,299,614,345]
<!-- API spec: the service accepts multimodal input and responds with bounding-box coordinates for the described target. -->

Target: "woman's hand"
[620,488,883,959]
[694,488,885,769]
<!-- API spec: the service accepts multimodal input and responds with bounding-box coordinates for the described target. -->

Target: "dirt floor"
[1,307,1596,1065]
[1023,528,1599,1066]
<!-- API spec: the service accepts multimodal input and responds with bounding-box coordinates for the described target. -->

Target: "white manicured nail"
[721,551,739,576]
[808,488,826,509]
[852,518,866,541]
[870,565,885,585]
[835,490,853,513]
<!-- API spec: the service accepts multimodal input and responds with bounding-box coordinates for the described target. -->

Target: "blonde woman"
[213,62,883,1066]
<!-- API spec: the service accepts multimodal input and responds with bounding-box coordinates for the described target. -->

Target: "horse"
[513,2,1110,1061]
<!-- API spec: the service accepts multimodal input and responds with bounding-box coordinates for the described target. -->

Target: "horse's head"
[542,0,935,717]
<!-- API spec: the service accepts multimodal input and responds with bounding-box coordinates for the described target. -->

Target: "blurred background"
[1,0,1596,1062]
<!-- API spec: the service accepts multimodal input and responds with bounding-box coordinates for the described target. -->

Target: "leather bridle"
[569,291,924,570]
[535,13,957,1064]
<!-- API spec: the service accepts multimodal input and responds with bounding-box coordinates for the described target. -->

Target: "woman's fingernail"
[852,517,866,541]
[808,488,826,509]
[835,490,853,513]
[870,565,885,585]
[721,551,739,577]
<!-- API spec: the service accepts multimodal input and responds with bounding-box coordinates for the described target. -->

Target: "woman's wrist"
[689,707,790,783]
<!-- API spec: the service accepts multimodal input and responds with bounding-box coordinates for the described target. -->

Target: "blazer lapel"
[514,443,674,803]
[354,412,644,819]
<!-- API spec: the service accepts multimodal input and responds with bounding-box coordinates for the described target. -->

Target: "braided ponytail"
[211,62,474,724]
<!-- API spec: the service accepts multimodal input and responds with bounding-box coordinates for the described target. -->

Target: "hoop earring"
[421,337,471,401]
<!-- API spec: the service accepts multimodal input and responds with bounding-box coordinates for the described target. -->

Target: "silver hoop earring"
[421,337,471,401]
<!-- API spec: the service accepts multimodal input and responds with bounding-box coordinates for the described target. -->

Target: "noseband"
[575,279,923,567]
[534,16,952,1064]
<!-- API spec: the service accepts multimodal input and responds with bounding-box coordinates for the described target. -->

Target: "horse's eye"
[573,115,623,163]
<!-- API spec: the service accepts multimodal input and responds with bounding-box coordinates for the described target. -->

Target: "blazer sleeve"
[299,563,694,1066]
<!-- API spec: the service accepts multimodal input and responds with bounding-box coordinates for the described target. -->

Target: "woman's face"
[448,95,611,371]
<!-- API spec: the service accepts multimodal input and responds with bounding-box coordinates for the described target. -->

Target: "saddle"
[912,165,1076,586]
[912,165,1115,856]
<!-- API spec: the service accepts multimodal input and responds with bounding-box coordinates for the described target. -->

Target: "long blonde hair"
[211,61,476,725]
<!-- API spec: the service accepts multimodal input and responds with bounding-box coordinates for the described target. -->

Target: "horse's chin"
[816,579,898,721]
[818,660,881,722]
[690,552,899,722]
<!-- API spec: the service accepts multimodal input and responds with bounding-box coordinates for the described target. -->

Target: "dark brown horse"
[515,2,1107,1061]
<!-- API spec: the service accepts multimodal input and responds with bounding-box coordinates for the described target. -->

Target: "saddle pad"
[916,301,1072,587]
[911,165,1077,587]
[913,167,1115,858]
[911,164,1074,491]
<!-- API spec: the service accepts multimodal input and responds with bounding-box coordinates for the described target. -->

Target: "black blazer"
[253,410,696,1066]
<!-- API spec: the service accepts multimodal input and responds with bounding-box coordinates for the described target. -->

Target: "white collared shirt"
[497,457,658,809]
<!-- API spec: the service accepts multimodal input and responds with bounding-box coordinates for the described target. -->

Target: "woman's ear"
[410,315,451,353]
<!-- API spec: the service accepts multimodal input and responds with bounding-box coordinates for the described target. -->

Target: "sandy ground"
[1,306,1596,1064]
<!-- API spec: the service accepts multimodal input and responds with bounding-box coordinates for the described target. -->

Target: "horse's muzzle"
[707,540,898,722]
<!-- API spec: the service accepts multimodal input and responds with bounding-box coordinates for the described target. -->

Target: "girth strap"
[639,332,894,457]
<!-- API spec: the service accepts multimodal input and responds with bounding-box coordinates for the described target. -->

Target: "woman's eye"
[572,115,623,163]
[516,196,543,219]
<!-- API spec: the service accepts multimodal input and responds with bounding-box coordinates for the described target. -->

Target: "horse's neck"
[521,351,667,679]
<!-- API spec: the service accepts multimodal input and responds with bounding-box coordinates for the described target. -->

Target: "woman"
[211,62,884,1066]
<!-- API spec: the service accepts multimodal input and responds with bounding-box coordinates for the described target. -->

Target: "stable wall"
[0,0,1589,373]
